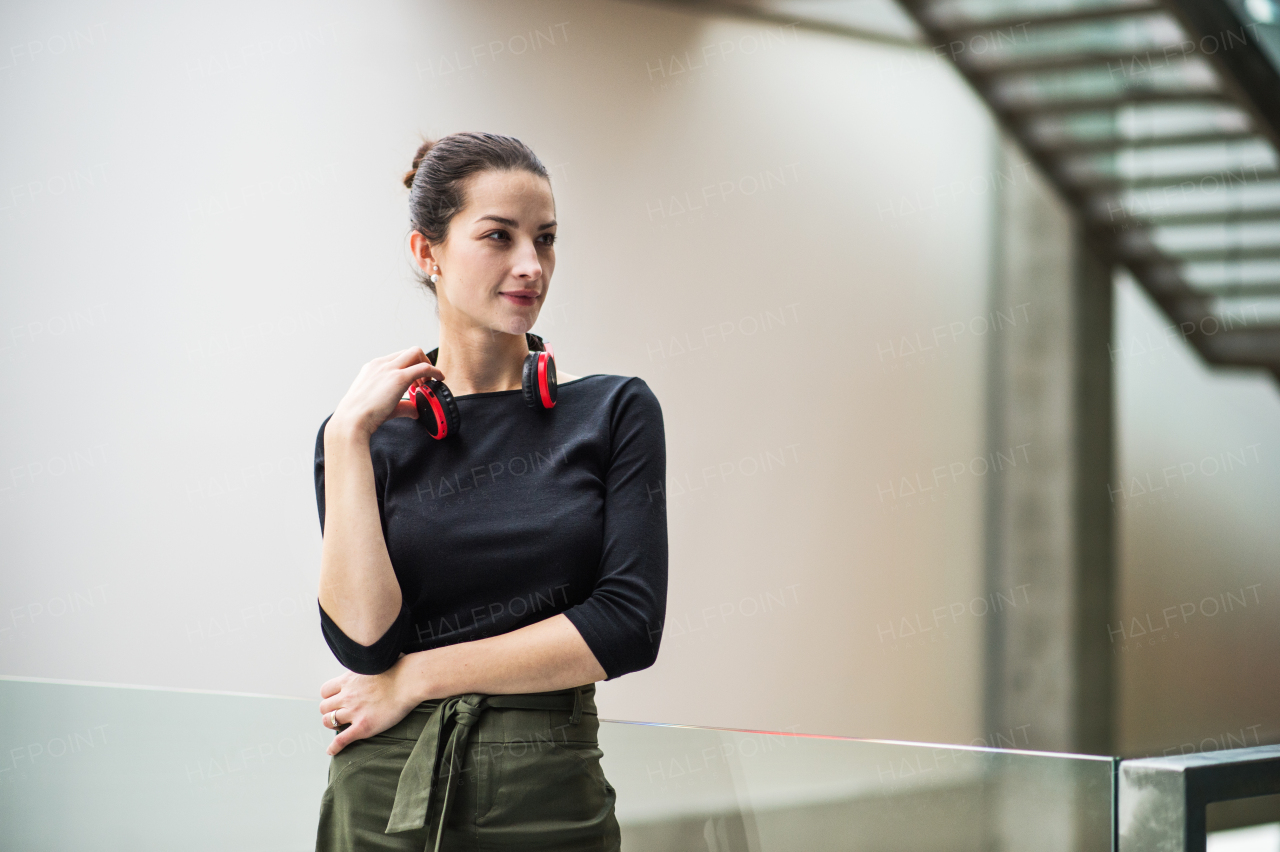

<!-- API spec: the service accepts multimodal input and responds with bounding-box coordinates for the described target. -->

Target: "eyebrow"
[477,215,556,230]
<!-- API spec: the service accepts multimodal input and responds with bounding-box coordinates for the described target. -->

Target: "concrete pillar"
[980,132,1117,851]
[981,131,1115,756]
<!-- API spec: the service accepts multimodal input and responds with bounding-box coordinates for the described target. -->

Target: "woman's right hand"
[328,347,445,440]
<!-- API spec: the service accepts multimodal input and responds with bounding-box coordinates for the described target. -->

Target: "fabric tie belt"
[384,686,585,851]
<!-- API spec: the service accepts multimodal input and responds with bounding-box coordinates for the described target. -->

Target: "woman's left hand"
[319,659,421,756]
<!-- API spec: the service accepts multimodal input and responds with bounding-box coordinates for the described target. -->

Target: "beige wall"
[1113,272,1280,758]
[1,0,1003,746]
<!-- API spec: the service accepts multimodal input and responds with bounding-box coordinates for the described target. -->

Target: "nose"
[511,236,544,281]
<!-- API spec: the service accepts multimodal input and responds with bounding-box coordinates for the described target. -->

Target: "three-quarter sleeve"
[561,378,669,680]
[313,414,412,675]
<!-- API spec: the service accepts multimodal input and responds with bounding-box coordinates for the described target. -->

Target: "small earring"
[428,265,439,285]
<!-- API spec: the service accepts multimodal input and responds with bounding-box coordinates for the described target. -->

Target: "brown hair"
[403,131,551,296]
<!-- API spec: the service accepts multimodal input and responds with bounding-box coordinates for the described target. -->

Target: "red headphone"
[408,332,557,440]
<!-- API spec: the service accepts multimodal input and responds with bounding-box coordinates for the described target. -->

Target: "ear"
[409,230,437,274]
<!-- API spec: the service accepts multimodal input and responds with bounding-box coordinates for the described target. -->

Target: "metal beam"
[1063,164,1279,192]
[1104,210,1280,228]
[1150,246,1280,263]
[996,91,1230,118]
[1186,282,1280,298]
[1162,0,1280,155]
[965,48,1197,78]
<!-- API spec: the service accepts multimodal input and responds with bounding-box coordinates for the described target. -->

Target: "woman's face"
[422,168,557,338]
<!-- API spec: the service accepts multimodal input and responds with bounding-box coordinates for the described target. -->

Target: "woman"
[311,131,668,851]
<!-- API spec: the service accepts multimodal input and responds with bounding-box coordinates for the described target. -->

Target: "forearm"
[397,613,607,699]
[318,419,403,645]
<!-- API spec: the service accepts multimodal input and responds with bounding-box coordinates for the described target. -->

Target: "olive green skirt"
[315,683,620,851]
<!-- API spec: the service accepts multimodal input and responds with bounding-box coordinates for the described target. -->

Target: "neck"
[432,324,531,396]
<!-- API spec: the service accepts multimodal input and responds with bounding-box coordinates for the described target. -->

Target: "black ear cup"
[418,334,555,438]
[521,332,558,410]
[522,345,558,409]
[410,377,460,440]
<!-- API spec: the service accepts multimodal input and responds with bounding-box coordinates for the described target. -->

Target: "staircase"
[901,0,1280,384]
[642,0,1280,385]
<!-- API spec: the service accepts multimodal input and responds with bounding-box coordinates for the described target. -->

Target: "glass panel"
[1129,220,1280,254]
[599,721,1115,851]
[1183,259,1280,288]
[1025,103,1252,148]
[987,58,1219,108]
[1060,139,1277,183]
[0,678,327,850]
[960,13,1187,70]
[1090,177,1280,221]
[1208,295,1280,324]
[0,678,1118,851]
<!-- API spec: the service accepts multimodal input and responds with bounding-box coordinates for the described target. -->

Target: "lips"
[501,292,538,306]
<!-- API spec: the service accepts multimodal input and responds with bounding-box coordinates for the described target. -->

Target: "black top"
[313,374,668,680]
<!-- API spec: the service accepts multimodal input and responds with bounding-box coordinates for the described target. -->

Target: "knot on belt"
[452,698,485,728]
[385,693,487,851]
[384,687,584,851]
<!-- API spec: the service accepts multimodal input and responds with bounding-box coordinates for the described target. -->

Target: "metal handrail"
[1119,743,1280,852]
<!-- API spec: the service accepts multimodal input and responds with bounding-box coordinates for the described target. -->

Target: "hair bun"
[403,138,437,189]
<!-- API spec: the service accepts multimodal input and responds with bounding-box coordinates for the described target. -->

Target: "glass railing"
[0,677,328,849]
[602,719,1114,851]
[1,676,1276,851]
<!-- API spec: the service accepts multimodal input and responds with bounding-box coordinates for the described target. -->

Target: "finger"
[320,679,341,699]
[319,696,338,715]
[386,365,445,410]
[387,346,428,369]
[328,726,358,756]
[388,398,420,420]
[401,360,445,384]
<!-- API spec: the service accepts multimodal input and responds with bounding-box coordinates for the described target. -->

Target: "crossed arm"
[316,419,606,756]
[318,614,606,754]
